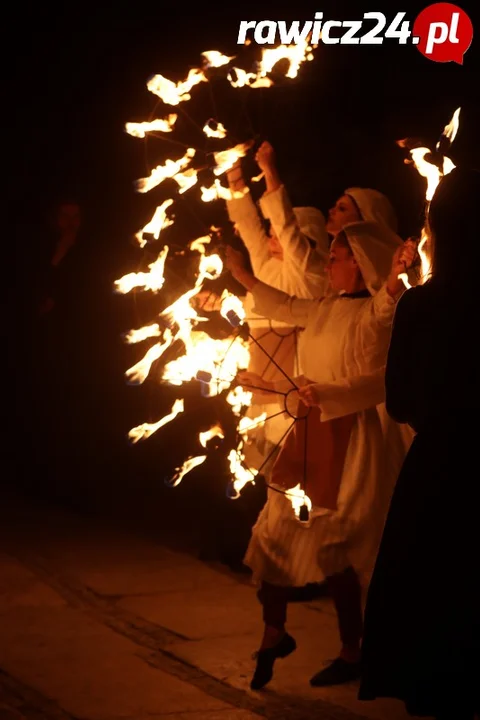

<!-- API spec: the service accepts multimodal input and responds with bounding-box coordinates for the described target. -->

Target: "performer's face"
[326,238,360,292]
[326,195,361,235]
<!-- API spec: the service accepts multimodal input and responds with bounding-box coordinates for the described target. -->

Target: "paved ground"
[0,486,426,720]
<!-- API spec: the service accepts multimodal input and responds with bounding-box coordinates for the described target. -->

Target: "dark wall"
[10,2,480,556]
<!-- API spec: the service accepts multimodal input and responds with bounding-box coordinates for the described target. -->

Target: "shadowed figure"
[359,168,480,720]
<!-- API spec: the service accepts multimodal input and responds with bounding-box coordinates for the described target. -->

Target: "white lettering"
[426,22,448,53]
[237,20,256,44]
[449,12,460,42]
[322,20,342,44]
[341,20,362,44]
[277,20,313,45]
[311,12,323,44]
[254,20,277,45]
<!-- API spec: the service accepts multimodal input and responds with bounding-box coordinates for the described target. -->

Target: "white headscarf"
[293,206,330,254]
[342,220,403,295]
[344,187,398,234]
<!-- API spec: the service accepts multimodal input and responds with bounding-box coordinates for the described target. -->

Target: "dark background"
[9,2,480,564]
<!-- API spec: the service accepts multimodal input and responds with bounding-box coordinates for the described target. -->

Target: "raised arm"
[224,246,315,328]
[226,162,270,276]
[256,141,328,267]
[260,185,328,270]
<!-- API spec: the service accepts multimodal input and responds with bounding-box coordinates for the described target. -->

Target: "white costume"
[243,220,412,590]
[227,186,329,453]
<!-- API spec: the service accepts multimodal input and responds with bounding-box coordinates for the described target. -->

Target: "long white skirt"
[244,406,412,590]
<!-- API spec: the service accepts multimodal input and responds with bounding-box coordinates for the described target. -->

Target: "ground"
[0,486,427,720]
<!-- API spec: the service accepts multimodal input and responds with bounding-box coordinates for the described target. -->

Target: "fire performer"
[359,169,480,720]
[225,220,416,690]
[224,141,329,472]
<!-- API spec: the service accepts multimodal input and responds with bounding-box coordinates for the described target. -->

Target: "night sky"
[11,2,480,536]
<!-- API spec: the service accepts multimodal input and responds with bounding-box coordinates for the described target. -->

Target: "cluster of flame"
[115,42,315,514]
[398,107,461,287]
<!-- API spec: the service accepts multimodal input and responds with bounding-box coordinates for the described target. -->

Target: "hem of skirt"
[243,558,327,588]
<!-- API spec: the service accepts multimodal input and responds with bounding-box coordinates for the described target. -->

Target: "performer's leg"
[257,581,288,648]
[251,581,296,690]
[310,567,363,687]
[327,566,363,663]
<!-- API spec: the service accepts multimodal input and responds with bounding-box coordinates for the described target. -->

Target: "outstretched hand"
[387,239,418,296]
[255,141,276,173]
[392,239,417,277]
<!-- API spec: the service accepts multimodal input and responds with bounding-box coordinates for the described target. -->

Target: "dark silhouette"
[359,168,480,719]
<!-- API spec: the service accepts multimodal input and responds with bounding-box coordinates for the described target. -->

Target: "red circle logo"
[413,3,473,64]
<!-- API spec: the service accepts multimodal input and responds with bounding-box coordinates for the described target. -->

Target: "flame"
[169,454,207,486]
[163,330,250,396]
[114,246,169,294]
[128,398,184,442]
[227,386,253,416]
[147,68,207,105]
[202,50,234,68]
[123,323,161,345]
[238,413,267,437]
[136,148,196,193]
[125,115,177,137]
[227,67,272,89]
[228,448,257,496]
[121,43,321,518]
[201,179,249,202]
[203,119,227,138]
[227,40,313,90]
[213,142,252,176]
[135,200,174,248]
[403,108,461,284]
[125,329,173,385]
[437,106,461,148]
[173,168,198,194]
[285,483,313,519]
[258,39,314,79]
[220,290,246,323]
[189,235,212,253]
[199,425,225,447]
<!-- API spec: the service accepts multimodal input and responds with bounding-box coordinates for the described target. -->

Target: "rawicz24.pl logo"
[237,3,474,64]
